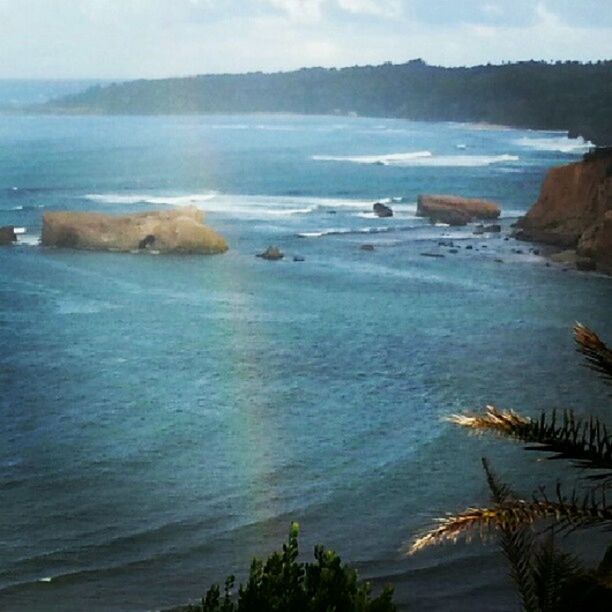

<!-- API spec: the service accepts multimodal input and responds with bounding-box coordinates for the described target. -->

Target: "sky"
[1,0,611,79]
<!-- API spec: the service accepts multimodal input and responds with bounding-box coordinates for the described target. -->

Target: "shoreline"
[0,107,598,141]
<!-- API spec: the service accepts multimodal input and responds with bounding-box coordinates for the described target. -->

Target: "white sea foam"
[312,151,433,165]
[210,124,250,130]
[514,135,593,153]
[13,227,26,234]
[85,192,218,206]
[17,234,40,246]
[312,151,518,167]
[297,226,411,238]
[83,191,389,219]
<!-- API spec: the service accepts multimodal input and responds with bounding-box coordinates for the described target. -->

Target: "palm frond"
[574,323,612,384]
[532,535,583,612]
[482,458,516,503]
[448,406,612,476]
[406,488,612,556]
[482,459,539,612]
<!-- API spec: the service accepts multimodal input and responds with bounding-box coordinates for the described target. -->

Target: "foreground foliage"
[408,323,612,611]
[189,523,396,612]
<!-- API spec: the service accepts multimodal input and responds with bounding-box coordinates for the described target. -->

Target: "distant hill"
[40,60,612,145]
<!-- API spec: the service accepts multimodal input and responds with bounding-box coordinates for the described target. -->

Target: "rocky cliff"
[515,148,612,273]
[41,207,228,254]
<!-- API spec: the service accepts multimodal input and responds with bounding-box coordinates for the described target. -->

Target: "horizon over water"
[1,83,610,611]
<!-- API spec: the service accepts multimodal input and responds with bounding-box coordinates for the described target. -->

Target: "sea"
[1,81,611,611]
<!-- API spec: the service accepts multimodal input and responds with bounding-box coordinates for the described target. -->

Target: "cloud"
[264,0,326,22]
[336,0,401,17]
[0,0,609,78]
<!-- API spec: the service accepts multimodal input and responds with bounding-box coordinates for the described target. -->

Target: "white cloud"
[264,0,326,22]
[481,3,503,17]
[0,0,610,78]
[336,0,401,17]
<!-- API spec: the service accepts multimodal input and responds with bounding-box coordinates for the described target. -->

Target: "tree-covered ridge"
[42,59,612,144]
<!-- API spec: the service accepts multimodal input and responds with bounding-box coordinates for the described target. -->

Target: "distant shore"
[12,60,610,146]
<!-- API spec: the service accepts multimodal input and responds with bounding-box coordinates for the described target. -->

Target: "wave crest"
[312,152,518,167]
[514,135,592,153]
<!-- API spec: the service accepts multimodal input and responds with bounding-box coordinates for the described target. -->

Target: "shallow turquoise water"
[0,109,610,611]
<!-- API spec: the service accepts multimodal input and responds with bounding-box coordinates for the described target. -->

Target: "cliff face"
[516,150,612,273]
[41,207,228,254]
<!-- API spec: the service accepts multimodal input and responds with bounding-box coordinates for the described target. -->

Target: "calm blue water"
[0,107,610,611]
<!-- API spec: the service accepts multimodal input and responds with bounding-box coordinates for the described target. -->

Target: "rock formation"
[41,207,228,254]
[256,246,284,260]
[417,195,500,226]
[0,226,17,246]
[515,149,612,273]
[373,202,393,217]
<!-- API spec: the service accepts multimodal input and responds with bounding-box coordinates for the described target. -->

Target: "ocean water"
[0,109,610,611]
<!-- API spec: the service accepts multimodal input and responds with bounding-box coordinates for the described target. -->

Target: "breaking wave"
[83,192,387,218]
[297,225,420,238]
[514,135,593,153]
[312,151,518,167]
[84,193,218,206]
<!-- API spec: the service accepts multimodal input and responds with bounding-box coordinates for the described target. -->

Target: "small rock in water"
[465,245,473,250]
[293,255,305,262]
[0,226,17,245]
[360,244,375,251]
[257,246,284,260]
[373,202,393,217]
[532,249,540,255]
[448,248,458,254]
[420,252,445,258]
[576,257,596,271]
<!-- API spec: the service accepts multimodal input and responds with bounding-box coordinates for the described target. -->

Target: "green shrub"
[189,523,396,612]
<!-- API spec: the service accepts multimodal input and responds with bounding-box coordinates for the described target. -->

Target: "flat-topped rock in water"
[41,207,228,254]
[417,195,501,226]
[515,150,612,273]
[0,226,17,246]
